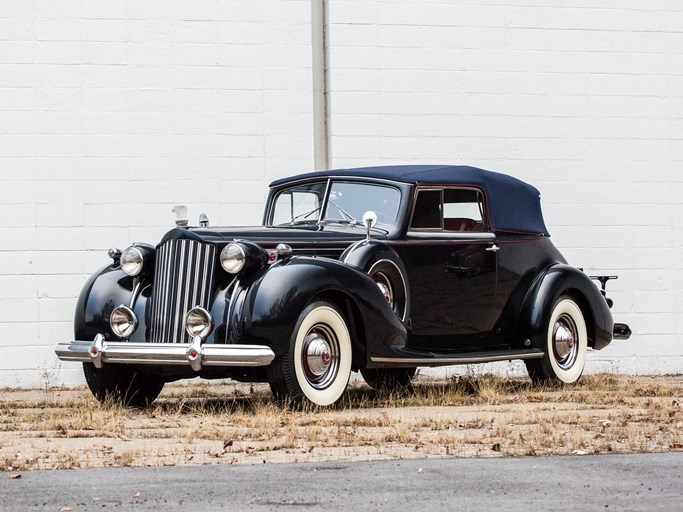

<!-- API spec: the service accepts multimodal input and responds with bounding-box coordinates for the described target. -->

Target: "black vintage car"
[56,165,630,407]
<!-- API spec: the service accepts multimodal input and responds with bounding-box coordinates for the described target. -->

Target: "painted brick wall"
[0,0,314,387]
[326,0,682,375]
[1,1,681,387]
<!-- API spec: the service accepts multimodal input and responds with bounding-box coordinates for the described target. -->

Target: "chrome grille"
[149,239,216,344]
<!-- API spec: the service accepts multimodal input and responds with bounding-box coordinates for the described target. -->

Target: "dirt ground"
[1,373,682,471]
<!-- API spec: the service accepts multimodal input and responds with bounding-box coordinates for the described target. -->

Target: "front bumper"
[55,334,275,372]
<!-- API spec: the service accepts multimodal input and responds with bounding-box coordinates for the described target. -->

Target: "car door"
[394,187,499,351]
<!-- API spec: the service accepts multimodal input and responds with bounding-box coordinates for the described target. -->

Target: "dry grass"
[0,373,681,471]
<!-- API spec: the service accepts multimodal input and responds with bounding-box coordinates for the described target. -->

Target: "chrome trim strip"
[370,350,544,366]
[225,278,241,340]
[341,239,368,264]
[271,175,407,190]
[128,281,143,309]
[318,178,331,223]
[405,231,495,240]
[171,239,187,344]
[55,340,275,368]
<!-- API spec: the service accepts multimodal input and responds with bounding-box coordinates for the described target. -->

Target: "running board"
[371,349,544,367]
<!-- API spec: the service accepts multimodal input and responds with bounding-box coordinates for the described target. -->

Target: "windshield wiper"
[327,201,358,224]
[288,206,321,225]
[320,218,389,235]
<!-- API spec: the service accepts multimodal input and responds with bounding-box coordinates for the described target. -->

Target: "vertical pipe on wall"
[312,0,328,170]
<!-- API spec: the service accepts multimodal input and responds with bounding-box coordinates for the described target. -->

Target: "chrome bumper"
[55,334,275,371]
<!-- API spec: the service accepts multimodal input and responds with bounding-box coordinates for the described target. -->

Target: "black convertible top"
[270,165,549,236]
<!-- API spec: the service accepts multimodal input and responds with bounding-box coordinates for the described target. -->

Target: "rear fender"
[516,264,614,350]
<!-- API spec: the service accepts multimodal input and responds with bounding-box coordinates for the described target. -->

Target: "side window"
[443,188,485,231]
[410,188,486,231]
[410,189,442,229]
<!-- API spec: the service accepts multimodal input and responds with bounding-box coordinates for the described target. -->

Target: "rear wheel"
[361,367,416,393]
[267,301,352,407]
[525,296,588,385]
[83,362,164,407]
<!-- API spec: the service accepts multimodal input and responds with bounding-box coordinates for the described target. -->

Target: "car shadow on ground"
[149,374,545,416]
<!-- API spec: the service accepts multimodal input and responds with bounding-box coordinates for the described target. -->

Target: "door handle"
[485,244,500,253]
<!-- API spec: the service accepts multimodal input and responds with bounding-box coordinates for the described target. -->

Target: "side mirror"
[362,210,378,240]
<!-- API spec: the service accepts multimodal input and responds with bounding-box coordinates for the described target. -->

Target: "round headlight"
[120,246,144,276]
[220,243,246,274]
[185,306,213,339]
[110,305,138,338]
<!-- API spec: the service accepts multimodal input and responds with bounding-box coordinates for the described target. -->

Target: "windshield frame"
[265,177,409,236]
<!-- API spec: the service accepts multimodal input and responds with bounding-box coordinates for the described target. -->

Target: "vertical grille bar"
[149,239,216,343]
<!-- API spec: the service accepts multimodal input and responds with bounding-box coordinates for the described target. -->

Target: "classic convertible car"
[56,165,630,407]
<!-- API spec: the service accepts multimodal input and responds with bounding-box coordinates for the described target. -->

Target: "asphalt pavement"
[1,452,681,511]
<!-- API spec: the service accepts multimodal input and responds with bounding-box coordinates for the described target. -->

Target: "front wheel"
[267,301,352,407]
[525,296,588,385]
[83,362,164,407]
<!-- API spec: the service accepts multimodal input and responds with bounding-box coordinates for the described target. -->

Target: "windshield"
[270,180,401,227]
[271,181,327,225]
[323,182,400,225]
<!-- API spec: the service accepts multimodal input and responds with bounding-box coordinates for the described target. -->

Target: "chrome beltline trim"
[55,339,275,369]
[371,350,544,366]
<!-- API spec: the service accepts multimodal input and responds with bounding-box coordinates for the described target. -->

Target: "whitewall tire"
[267,301,352,407]
[526,296,588,385]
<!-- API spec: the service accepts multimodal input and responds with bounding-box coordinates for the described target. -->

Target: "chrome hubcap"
[305,336,332,377]
[372,272,394,308]
[302,324,339,389]
[553,314,578,370]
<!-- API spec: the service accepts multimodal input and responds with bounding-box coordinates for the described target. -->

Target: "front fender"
[74,264,137,341]
[517,264,614,351]
[243,257,408,363]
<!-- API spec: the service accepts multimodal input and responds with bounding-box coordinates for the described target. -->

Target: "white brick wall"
[326,0,682,375]
[0,0,680,387]
[0,0,314,387]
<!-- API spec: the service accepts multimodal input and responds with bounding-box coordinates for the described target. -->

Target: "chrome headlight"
[120,246,144,276]
[220,241,268,276]
[220,243,246,274]
[185,306,213,339]
[110,305,138,338]
[120,244,155,276]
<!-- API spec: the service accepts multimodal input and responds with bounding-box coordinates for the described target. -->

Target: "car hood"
[158,225,375,249]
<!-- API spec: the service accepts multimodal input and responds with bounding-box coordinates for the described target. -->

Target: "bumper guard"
[613,323,632,340]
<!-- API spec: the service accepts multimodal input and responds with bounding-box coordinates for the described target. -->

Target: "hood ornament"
[199,213,209,227]
[173,205,188,228]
